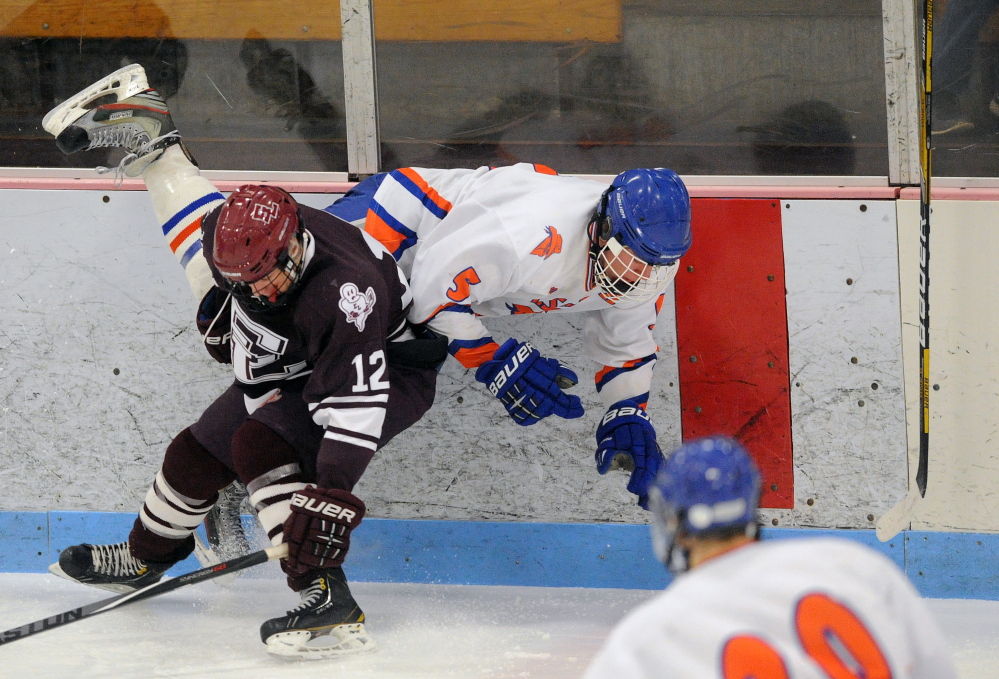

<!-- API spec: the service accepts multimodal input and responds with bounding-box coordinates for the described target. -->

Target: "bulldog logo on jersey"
[530,226,562,260]
[339,282,377,332]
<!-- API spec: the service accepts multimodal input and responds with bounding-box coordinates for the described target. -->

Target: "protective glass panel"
[375,0,889,176]
[0,1,346,172]
[931,0,999,178]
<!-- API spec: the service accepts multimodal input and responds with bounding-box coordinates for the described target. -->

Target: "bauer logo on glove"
[474,338,584,426]
[486,342,535,395]
[290,493,358,522]
[600,404,652,427]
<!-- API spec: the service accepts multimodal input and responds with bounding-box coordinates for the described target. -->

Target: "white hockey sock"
[141,145,225,301]
[246,463,308,546]
[139,470,216,541]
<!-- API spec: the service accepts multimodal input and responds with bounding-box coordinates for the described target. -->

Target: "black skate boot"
[260,567,376,660]
[193,481,254,588]
[41,63,190,178]
[48,541,180,593]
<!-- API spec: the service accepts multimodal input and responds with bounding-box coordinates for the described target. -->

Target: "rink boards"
[2,180,999,581]
[1,509,997,600]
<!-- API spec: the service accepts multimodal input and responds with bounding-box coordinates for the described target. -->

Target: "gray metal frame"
[881,0,922,187]
[340,0,381,179]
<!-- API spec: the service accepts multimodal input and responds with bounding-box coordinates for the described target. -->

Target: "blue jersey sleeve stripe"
[161,192,225,237]
[390,170,451,220]
[368,202,420,260]
[594,354,657,391]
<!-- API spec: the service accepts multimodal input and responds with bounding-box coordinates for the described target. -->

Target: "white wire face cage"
[592,236,679,308]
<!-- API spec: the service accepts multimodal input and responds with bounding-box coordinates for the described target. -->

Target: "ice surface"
[0,572,996,678]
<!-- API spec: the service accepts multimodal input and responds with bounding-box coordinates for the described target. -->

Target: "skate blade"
[193,533,240,589]
[47,561,138,594]
[42,64,149,136]
[265,623,376,661]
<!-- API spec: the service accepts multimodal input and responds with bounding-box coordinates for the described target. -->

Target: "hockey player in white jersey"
[325,163,692,508]
[583,436,957,679]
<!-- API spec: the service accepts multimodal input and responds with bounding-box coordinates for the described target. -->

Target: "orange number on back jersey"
[446,267,481,302]
[722,593,891,679]
[722,635,790,679]
[795,593,892,679]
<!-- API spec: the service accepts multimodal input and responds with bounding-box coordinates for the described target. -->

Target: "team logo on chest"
[530,226,562,259]
[339,282,377,332]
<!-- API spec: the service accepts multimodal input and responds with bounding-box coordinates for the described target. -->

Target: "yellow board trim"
[1,0,621,42]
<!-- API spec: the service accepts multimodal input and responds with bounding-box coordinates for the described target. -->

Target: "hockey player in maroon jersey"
[41,64,443,659]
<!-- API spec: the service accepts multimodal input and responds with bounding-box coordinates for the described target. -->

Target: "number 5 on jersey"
[446,267,481,302]
[351,350,389,392]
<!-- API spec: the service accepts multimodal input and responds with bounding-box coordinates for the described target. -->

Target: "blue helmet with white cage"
[590,168,692,308]
[599,168,692,265]
[648,435,761,573]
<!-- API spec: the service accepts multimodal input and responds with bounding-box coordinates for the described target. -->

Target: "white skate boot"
[42,63,186,178]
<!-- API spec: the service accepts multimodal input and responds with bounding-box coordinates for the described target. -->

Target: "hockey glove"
[196,286,232,364]
[595,399,664,509]
[474,338,584,426]
[282,486,366,573]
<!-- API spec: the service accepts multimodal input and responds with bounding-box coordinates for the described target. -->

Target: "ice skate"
[193,481,254,587]
[261,567,375,660]
[41,63,185,178]
[48,541,177,594]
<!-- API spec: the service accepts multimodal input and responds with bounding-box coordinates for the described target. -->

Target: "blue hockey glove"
[474,338,584,426]
[595,399,664,509]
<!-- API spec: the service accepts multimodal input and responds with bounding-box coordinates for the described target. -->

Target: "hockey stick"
[914,0,934,500]
[877,0,934,542]
[0,543,288,646]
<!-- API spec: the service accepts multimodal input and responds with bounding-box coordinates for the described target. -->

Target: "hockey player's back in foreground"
[583,436,957,679]
[326,163,693,509]
[40,64,442,660]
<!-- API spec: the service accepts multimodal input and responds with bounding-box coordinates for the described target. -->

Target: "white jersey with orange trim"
[357,164,678,407]
[584,538,956,679]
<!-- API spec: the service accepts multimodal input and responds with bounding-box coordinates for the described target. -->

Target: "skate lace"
[96,131,181,187]
[92,543,147,577]
[290,580,327,613]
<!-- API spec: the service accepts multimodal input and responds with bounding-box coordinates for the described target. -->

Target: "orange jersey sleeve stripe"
[364,208,408,255]
[452,342,501,369]
[397,168,453,214]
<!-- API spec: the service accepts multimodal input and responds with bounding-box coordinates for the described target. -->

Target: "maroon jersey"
[201,206,414,461]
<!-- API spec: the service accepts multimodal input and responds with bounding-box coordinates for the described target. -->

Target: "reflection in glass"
[1,0,347,172]
[376,0,888,176]
[931,0,999,177]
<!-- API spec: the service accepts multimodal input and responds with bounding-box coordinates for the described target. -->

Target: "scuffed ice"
[0,572,995,678]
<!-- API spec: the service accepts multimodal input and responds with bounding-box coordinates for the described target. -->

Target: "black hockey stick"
[876,0,934,541]
[915,0,934,498]
[0,543,287,646]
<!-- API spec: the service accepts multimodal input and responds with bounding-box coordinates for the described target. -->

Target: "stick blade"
[875,488,920,542]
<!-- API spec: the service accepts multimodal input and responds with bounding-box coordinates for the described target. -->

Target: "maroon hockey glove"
[196,286,232,364]
[282,486,366,572]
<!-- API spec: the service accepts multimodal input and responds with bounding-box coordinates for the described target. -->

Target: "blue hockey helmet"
[598,168,692,266]
[648,436,761,572]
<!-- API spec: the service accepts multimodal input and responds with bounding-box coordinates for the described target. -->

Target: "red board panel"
[674,199,793,508]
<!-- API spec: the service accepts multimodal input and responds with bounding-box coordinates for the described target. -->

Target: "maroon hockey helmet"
[213,184,305,310]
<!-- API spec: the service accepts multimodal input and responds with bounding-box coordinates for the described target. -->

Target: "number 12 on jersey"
[351,350,390,392]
